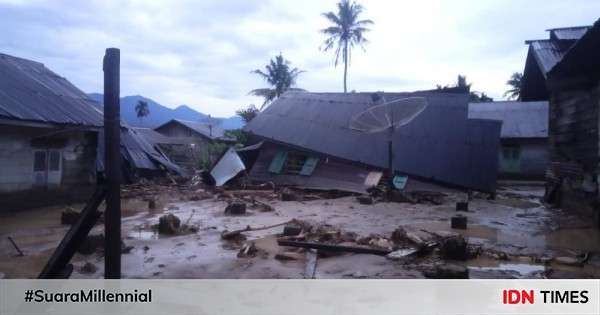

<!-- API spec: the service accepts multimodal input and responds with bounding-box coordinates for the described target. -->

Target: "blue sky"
[1,0,599,116]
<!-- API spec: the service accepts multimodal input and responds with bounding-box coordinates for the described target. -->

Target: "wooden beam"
[38,187,106,279]
[103,47,122,279]
[277,240,391,256]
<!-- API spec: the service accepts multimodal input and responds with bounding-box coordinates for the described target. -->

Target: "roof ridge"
[0,52,45,67]
[546,25,591,31]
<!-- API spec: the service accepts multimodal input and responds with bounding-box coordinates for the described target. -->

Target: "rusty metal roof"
[244,91,501,192]
[468,101,548,138]
[0,53,103,127]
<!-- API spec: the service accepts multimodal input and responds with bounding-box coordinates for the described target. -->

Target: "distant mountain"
[87,93,243,129]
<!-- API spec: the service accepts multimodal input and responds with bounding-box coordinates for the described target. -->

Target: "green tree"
[321,0,373,93]
[504,72,523,100]
[134,100,150,126]
[250,54,304,109]
[236,104,260,124]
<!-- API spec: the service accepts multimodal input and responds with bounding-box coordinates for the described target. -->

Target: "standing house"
[243,91,502,193]
[0,53,103,209]
[521,25,591,101]
[545,19,600,224]
[155,119,235,170]
[468,101,549,179]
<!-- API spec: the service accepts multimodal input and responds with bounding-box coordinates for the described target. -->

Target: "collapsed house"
[522,25,591,101]
[0,53,103,209]
[238,91,501,193]
[155,119,235,170]
[97,127,184,183]
[545,19,600,225]
[468,101,548,179]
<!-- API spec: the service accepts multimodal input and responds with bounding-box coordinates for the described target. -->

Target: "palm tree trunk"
[343,40,348,93]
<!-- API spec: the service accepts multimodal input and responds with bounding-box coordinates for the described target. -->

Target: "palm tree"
[321,0,373,93]
[250,54,304,109]
[236,104,260,124]
[134,100,150,126]
[504,72,523,100]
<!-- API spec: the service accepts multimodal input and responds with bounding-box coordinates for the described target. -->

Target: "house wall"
[249,142,378,193]
[248,142,457,194]
[0,124,97,209]
[155,123,225,170]
[498,138,548,179]
[547,79,600,220]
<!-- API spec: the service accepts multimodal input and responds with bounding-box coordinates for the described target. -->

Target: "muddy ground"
[1,182,600,279]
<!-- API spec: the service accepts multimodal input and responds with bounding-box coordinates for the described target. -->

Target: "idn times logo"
[502,289,589,305]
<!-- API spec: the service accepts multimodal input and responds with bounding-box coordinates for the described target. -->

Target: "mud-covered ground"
[1,182,599,279]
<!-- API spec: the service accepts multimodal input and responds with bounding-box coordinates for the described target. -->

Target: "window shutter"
[268,151,288,174]
[299,156,319,176]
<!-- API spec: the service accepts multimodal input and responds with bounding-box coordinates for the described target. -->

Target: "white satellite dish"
[350,96,428,187]
[350,97,428,133]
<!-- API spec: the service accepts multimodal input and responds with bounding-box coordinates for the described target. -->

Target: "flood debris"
[356,195,374,205]
[77,234,104,255]
[451,215,468,229]
[79,262,97,274]
[424,263,469,279]
[304,249,318,278]
[275,251,305,261]
[282,223,303,236]
[456,201,469,212]
[387,248,419,260]
[280,188,301,201]
[221,221,291,240]
[158,213,181,235]
[554,256,584,267]
[278,240,392,256]
[224,201,247,215]
[237,242,258,258]
[61,207,80,225]
[440,235,469,260]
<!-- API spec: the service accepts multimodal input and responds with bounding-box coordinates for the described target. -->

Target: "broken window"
[283,152,308,175]
[33,151,47,171]
[268,150,319,176]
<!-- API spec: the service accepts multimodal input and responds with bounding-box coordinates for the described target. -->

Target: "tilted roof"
[468,101,548,138]
[0,53,103,127]
[155,119,234,141]
[132,127,188,145]
[244,91,501,192]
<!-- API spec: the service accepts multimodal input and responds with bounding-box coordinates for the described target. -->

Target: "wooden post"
[103,48,121,279]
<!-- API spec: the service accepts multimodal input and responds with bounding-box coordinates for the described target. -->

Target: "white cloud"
[1,0,599,116]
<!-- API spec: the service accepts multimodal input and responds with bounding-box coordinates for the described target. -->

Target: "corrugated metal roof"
[97,127,183,175]
[132,127,188,145]
[527,40,567,76]
[550,19,600,79]
[525,26,590,77]
[0,53,103,127]
[244,91,502,192]
[468,101,548,138]
[156,119,234,141]
[548,26,591,40]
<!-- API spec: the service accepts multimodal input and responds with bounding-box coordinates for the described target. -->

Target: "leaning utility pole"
[103,48,121,279]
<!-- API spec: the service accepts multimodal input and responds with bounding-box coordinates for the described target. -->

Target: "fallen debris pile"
[155,213,198,235]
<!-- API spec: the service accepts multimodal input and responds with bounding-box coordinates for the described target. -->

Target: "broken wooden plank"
[39,187,106,279]
[221,220,291,240]
[304,249,318,279]
[277,240,391,256]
